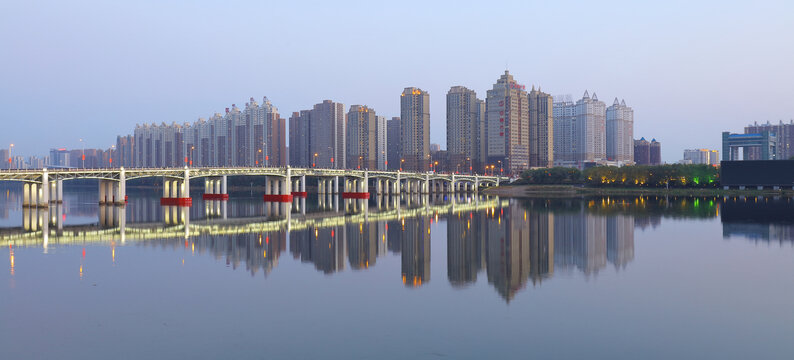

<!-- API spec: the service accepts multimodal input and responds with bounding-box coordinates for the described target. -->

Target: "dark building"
[634,137,661,165]
[649,138,661,165]
[387,117,402,170]
[633,138,650,165]
[721,160,794,188]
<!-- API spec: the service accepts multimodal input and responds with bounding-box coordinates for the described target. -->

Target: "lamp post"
[257,148,262,166]
[190,146,195,167]
[79,138,85,168]
[498,160,502,175]
[400,158,404,172]
[313,153,318,168]
[8,143,13,170]
[467,157,472,174]
[109,145,115,168]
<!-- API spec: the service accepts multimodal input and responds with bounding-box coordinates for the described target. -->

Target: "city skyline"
[2,1,792,162]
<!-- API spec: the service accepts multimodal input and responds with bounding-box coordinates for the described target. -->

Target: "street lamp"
[109,145,115,168]
[190,146,195,167]
[313,153,318,168]
[498,160,502,175]
[358,156,362,170]
[257,148,262,166]
[8,143,14,170]
[79,138,85,168]
[400,158,404,172]
[467,157,472,174]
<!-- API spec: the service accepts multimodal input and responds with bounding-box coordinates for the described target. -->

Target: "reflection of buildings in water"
[607,215,634,270]
[447,212,484,287]
[721,197,794,244]
[554,209,607,276]
[289,226,347,274]
[347,221,380,270]
[205,231,285,276]
[402,216,430,287]
[634,216,662,231]
[484,206,555,301]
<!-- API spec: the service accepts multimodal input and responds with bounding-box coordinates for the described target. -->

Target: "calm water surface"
[1,185,793,359]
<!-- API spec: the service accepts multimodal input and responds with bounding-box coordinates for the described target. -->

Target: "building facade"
[446,86,485,173]
[528,87,553,168]
[346,105,378,170]
[400,87,430,171]
[485,71,529,174]
[387,117,401,170]
[683,149,720,165]
[606,98,634,165]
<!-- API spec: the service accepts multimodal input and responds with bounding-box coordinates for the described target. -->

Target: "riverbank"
[483,184,794,197]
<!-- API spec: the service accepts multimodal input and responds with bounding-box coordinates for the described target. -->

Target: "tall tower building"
[528,87,554,168]
[376,115,388,170]
[400,87,430,171]
[575,91,607,164]
[606,98,634,164]
[346,105,378,170]
[649,139,661,165]
[552,96,576,167]
[289,110,311,167]
[447,86,485,173]
[485,71,529,174]
[387,117,401,170]
[310,100,346,169]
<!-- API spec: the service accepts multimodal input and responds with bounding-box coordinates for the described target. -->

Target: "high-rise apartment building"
[485,71,529,173]
[528,87,553,168]
[606,98,634,164]
[446,86,485,173]
[634,138,650,165]
[683,149,720,165]
[649,139,661,165]
[127,96,285,168]
[400,88,430,171]
[744,120,794,160]
[552,95,576,167]
[553,91,605,168]
[387,117,401,170]
[346,105,378,170]
[376,115,388,170]
[287,100,346,169]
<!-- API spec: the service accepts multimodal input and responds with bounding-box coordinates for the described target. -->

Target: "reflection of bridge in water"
[15,194,787,302]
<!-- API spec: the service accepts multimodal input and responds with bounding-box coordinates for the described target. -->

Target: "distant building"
[49,148,70,167]
[722,131,776,161]
[528,87,554,168]
[683,149,719,165]
[485,71,529,173]
[633,138,650,165]
[650,139,661,165]
[375,115,388,170]
[0,149,8,169]
[346,105,378,169]
[288,100,346,169]
[289,110,311,167]
[386,117,401,170]
[553,91,606,168]
[447,86,485,173]
[606,98,634,165]
[400,87,430,171]
[745,120,794,160]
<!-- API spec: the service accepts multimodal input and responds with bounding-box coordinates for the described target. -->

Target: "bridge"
[0,196,508,248]
[0,167,508,207]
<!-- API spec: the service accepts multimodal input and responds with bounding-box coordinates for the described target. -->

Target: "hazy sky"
[1,0,792,162]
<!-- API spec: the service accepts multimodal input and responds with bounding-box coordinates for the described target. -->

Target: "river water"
[1,186,793,359]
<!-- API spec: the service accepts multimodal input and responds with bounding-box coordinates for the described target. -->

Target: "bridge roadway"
[0,166,508,206]
[0,196,508,248]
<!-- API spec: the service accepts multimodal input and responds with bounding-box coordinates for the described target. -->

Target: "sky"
[1,0,792,163]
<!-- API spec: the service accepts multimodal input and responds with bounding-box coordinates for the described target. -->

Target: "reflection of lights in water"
[9,245,15,276]
[191,243,195,254]
[79,265,83,280]
[263,250,266,258]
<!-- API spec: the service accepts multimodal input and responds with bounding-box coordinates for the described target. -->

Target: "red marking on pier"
[160,197,193,206]
[291,191,308,198]
[202,194,229,200]
[263,194,293,202]
[342,192,370,199]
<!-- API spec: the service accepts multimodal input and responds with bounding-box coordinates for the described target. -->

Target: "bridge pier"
[263,169,293,202]
[203,176,228,200]
[291,175,307,198]
[98,180,123,205]
[160,169,192,206]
